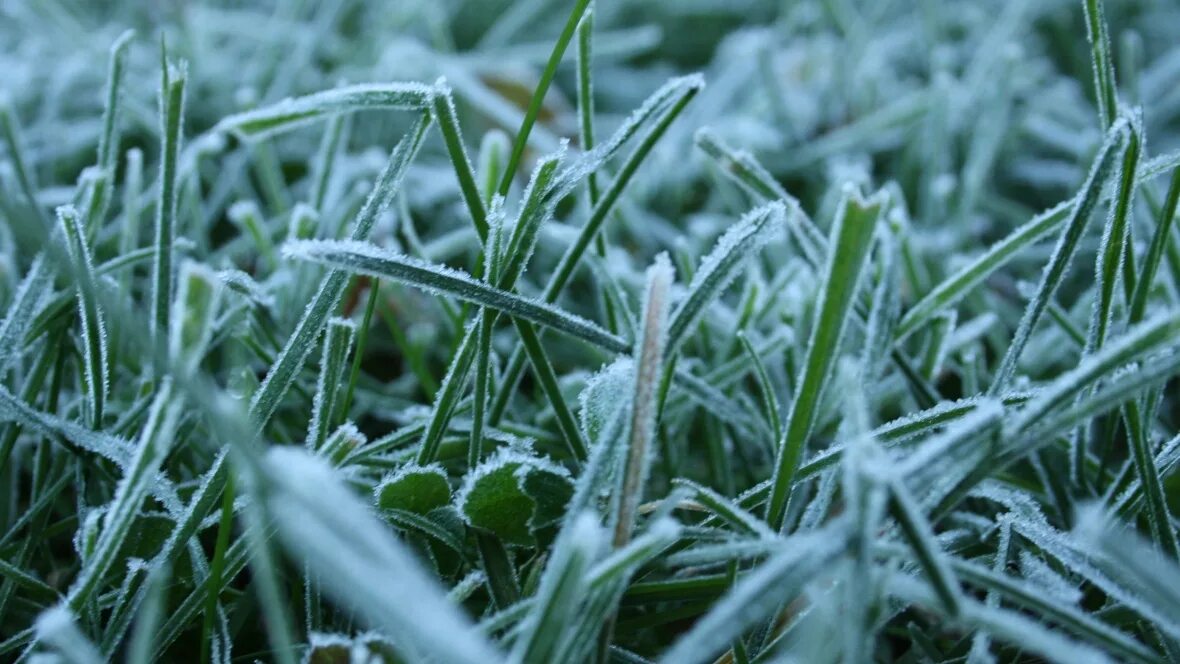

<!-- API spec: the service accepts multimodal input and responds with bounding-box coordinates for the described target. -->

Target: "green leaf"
[375,464,451,515]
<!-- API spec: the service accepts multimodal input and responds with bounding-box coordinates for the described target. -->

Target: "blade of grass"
[1129,166,1180,323]
[497,0,592,196]
[282,239,628,353]
[306,317,356,451]
[1083,0,1119,129]
[151,57,187,360]
[613,254,673,546]
[766,187,885,532]
[57,206,108,429]
[214,82,435,140]
[665,202,786,357]
[249,112,430,429]
[989,117,1129,392]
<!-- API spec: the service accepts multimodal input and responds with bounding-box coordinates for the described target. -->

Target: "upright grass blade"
[513,512,605,664]
[513,319,589,461]
[989,117,1129,392]
[433,84,489,242]
[200,470,234,664]
[1086,111,1142,355]
[766,187,885,532]
[264,447,503,664]
[576,8,600,206]
[1121,404,1180,558]
[89,29,134,234]
[250,112,430,429]
[497,0,592,196]
[309,114,350,212]
[414,320,477,465]
[736,331,783,443]
[1129,166,1180,323]
[151,58,187,358]
[1083,0,1119,129]
[306,317,356,451]
[613,255,674,546]
[58,206,108,429]
[118,148,144,290]
[168,260,223,377]
[214,83,435,140]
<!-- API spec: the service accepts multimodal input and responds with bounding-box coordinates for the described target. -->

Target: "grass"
[3,0,1180,662]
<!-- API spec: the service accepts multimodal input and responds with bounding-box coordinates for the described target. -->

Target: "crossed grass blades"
[3,0,1180,661]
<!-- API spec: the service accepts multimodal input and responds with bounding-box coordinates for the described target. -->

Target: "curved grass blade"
[665,202,786,356]
[214,82,435,140]
[283,239,628,353]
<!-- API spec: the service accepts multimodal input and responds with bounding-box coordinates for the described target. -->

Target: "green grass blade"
[151,59,187,357]
[58,206,109,429]
[282,239,628,353]
[0,253,52,373]
[514,513,604,664]
[1086,111,1143,354]
[1129,166,1180,323]
[306,317,355,451]
[64,380,181,613]
[1083,0,1119,129]
[665,202,786,356]
[214,83,435,140]
[513,318,589,461]
[989,117,1129,392]
[249,112,430,429]
[497,0,592,196]
[887,477,962,616]
[766,187,885,531]
[614,254,674,547]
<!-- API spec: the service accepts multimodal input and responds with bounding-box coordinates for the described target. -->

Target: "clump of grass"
[3,1,1180,662]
